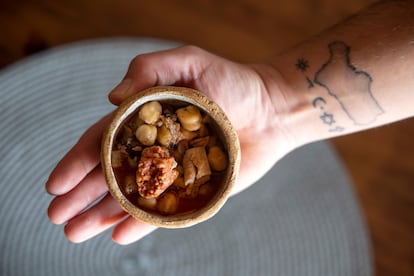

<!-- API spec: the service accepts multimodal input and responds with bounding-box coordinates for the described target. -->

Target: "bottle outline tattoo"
[314,41,384,125]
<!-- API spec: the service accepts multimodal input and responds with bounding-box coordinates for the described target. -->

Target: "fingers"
[112,217,157,245]
[47,166,108,225]
[64,193,128,243]
[45,114,112,196]
[48,161,155,244]
[108,45,212,105]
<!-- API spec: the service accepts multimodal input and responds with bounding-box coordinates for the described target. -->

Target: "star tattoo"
[320,112,336,125]
[295,58,309,72]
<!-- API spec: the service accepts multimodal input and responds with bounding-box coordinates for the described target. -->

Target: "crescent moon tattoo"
[312,97,327,108]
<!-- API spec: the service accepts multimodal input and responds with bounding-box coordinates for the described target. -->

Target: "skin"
[46,0,414,244]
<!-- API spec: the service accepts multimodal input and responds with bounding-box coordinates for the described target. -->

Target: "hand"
[46,45,296,244]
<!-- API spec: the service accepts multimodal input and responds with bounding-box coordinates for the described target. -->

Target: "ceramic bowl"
[101,86,240,228]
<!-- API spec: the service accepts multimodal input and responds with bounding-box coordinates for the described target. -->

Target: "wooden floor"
[1,1,413,275]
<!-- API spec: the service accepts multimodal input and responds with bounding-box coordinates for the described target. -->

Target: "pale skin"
[46,0,414,244]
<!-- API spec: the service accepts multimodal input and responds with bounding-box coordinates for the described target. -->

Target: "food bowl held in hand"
[101,86,240,228]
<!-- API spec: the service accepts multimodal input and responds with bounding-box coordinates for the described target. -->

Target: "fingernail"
[109,78,132,98]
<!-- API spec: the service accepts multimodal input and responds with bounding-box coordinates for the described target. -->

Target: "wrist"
[263,53,353,148]
[249,63,304,151]
[254,61,324,149]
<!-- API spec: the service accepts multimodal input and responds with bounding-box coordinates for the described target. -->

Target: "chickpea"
[139,101,162,124]
[157,192,178,214]
[157,125,173,146]
[176,105,202,131]
[138,197,157,210]
[135,124,157,146]
[208,146,228,171]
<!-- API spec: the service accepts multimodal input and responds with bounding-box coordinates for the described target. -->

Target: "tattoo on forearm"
[295,58,345,132]
[295,41,384,131]
[314,41,384,125]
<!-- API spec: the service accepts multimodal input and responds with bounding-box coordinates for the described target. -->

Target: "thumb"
[108,45,212,105]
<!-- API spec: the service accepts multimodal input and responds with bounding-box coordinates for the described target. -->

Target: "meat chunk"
[136,146,179,198]
[182,147,211,186]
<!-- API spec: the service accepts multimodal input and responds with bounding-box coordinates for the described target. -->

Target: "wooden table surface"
[1,1,413,275]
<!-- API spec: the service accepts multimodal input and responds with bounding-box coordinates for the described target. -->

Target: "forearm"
[268,0,414,146]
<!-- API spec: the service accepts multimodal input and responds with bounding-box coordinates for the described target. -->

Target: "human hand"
[46,46,297,244]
